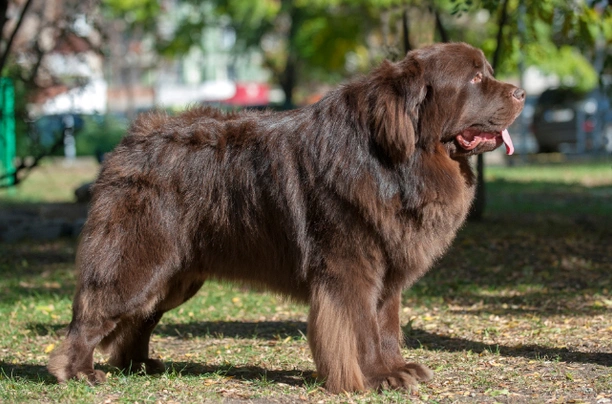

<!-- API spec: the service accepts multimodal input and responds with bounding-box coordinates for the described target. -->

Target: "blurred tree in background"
[101,0,611,105]
[0,0,103,183]
[449,0,610,88]
[103,0,375,107]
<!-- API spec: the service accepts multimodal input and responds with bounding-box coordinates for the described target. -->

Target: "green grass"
[487,160,612,186]
[1,159,612,403]
[0,157,99,204]
[486,160,612,216]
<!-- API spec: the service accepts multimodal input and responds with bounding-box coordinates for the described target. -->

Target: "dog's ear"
[372,57,426,164]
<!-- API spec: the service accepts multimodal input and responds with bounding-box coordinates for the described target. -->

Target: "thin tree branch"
[434,7,449,43]
[0,132,65,188]
[0,0,35,73]
[27,39,46,85]
[0,1,9,41]
[402,6,411,53]
[491,0,510,71]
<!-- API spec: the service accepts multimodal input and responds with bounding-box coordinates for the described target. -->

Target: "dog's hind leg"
[99,274,206,375]
[48,252,184,383]
[48,184,197,383]
[99,312,165,375]
[48,311,117,384]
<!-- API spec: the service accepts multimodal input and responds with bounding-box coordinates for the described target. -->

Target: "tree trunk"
[491,0,510,73]
[434,8,449,43]
[0,1,8,43]
[278,0,306,109]
[468,0,510,221]
[402,7,411,54]
[280,53,297,109]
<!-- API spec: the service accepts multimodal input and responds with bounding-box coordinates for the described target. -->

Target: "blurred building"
[19,1,278,117]
[34,34,107,116]
[104,3,277,115]
[153,24,276,109]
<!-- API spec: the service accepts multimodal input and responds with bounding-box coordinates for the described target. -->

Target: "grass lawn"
[0,157,100,204]
[1,158,611,403]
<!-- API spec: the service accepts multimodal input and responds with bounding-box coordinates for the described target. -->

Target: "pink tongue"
[502,129,514,155]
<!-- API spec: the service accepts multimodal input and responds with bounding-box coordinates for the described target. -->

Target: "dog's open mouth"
[455,128,514,155]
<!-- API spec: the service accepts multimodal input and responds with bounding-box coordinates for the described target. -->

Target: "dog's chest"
[390,157,476,277]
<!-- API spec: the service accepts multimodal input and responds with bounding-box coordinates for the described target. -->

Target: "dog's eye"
[471,72,483,84]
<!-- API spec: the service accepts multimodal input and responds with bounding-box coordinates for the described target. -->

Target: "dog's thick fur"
[49,42,524,392]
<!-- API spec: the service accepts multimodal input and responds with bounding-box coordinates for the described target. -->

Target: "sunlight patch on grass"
[487,161,612,186]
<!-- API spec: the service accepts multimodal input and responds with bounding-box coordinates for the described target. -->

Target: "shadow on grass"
[0,360,316,387]
[151,321,611,368]
[0,202,88,244]
[162,362,316,387]
[13,320,612,386]
[0,362,56,384]
[0,236,78,305]
[26,323,66,336]
[405,329,612,368]
[153,320,307,340]
[154,319,612,369]
[25,321,307,341]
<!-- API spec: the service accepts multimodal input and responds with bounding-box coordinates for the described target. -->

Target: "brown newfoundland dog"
[49,42,524,392]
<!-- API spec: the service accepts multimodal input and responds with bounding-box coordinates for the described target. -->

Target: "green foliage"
[101,0,610,102]
[75,115,128,157]
[103,0,160,26]
[217,1,371,76]
[155,2,212,57]
[449,0,611,89]
[525,45,598,91]
[214,0,279,49]
[101,0,210,57]
[292,7,369,75]
[101,0,378,104]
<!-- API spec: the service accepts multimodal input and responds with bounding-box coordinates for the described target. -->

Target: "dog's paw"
[125,359,166,375]
[77,369,107,385]
[141,359,166,374]
[366,363,433,391]
[373,371,418,391]
[402,362,433,382]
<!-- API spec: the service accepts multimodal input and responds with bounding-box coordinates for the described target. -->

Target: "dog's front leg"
[307,275,420,393]
[376,288,434,389]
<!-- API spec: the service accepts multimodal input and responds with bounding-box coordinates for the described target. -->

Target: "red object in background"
[583,119,595,133]
[224,83,269,106]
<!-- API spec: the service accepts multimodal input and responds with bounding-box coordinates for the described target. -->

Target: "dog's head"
[371,42,525,162]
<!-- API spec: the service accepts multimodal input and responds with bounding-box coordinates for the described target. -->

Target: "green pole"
[0,78,16,187]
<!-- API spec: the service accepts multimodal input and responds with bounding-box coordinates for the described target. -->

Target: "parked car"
[532,88,611,153]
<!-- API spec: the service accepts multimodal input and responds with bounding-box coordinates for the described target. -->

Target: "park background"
[0,0,611,403]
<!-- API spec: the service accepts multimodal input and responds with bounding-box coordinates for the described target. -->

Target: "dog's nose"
[512,88,526,102]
